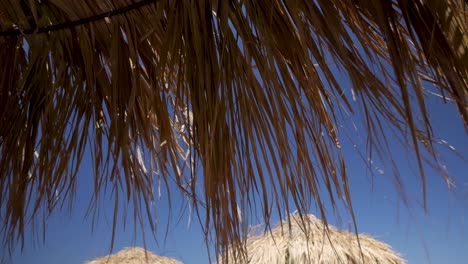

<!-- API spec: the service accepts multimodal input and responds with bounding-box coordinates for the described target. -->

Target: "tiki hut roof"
[219,214,405,264]
[0,0,466,261]
[85,247,183,264]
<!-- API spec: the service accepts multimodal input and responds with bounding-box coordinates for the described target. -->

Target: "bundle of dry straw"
[0,0,467,261]
[85,247,183,264]
[218,214,405,264]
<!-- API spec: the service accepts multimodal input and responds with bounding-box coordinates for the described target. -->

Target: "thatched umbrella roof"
[0,0,466,261]
[219,214,405,264]
[85,247,183,264]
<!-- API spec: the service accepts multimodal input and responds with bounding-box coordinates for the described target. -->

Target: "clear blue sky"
[5,86,467,264]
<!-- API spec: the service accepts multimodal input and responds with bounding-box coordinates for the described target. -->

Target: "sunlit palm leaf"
[0,0,466,261]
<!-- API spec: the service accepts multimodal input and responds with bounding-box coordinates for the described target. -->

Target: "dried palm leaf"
[85,247,183,264]
[0,0,466,261]
[218,214,405,264]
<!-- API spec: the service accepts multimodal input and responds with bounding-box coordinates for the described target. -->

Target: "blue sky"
[5,86,467,264]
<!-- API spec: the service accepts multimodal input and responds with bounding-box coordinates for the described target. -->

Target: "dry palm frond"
[85,247,183,264]
[218,214,406,264]
[0,0,466,261]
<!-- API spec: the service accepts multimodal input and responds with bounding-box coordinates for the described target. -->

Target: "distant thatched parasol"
[219,214,405,264]
[85,247,183,264]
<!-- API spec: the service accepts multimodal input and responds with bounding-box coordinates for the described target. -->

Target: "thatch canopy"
[85,247,183,264]
[0,0,466,261]
[218,214,405,264]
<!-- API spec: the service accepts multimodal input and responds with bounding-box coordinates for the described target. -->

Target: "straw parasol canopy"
[0,0,466,261]
[219,214,405,264]
[85,247,183,264]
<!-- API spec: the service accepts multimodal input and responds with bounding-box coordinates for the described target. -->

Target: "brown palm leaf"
[0,0,466,261]
[218,214,406,264]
